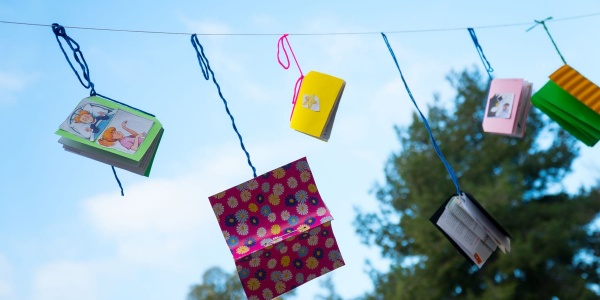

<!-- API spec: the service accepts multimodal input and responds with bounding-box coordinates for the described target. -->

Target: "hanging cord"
[526,17,567,65]
[190,34,257,178]
[467,28,494,81]
[52,23,124,196]
[277,34,305,120]
[51,23,96,95]
[381,33,461,195]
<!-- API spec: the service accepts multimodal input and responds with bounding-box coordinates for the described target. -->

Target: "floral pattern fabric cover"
[209,157,345,299]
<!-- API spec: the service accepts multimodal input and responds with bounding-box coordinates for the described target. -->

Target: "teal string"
[190,34,257,178]
[467,28,493,80]
[526,17,567,65]
[52,22,126,196]
[381,33,461,195]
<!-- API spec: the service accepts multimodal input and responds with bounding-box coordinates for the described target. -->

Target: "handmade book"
[430,192,511,269]
[532,81,600,146]
[208,157,345,299]
[531,65,600,147]
[56,96,164,176]
[482,78,533,138]
[290,71,346,141]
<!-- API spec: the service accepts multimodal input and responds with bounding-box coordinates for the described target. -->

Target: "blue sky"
[1,1,599,299]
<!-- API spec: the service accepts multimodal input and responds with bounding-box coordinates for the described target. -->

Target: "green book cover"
[531,81,600,146]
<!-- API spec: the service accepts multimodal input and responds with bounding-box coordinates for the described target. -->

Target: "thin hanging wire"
[526,17,567,65]
[467,28,494,80]
[381,32,461,195]
[5,12,600,36]
[52,23,125,196]
[190,34,257,178]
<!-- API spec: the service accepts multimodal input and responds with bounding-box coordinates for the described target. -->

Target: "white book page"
[459,193,511,253]
[320,81,346,141]
[447,197,497,251]
[436,207,493,268]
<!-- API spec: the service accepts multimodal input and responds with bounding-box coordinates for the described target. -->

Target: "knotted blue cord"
[52,23,96,95]
[467,28,493,80]
[52,23,125,196]
[381,33,461,195]
[190,34,257,178]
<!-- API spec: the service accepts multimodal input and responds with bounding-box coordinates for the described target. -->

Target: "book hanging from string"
[57,96,163,176]
[51,23,163,195]
[208,157,345,299]
[482,79,533,138]
[532,65,600,146]
[382,32,511,268]
[467,28,533,138]
[277,34,346,142]
[191,35,345,299]
[528,18,600,147]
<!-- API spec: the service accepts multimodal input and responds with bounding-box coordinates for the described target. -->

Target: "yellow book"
[290,71,346,141]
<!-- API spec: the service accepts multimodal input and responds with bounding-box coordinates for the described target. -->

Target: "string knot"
[526,17,566,65]
[467,28,493,80]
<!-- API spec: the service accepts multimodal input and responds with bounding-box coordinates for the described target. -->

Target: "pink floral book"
[208,157,345,299]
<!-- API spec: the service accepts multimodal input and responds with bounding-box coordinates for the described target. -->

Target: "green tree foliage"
[187,267,246,300]
[355,68,600,299]
[316,277,343,300]
[187,267,296,300]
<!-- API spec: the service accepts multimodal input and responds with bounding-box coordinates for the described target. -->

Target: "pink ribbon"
[277,34,304,120]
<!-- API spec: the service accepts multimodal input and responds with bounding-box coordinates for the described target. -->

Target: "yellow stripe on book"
[550,65,600,113]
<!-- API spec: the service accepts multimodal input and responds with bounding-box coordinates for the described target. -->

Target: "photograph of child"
[97,109,154,154]
[60,99,115,141]
[487,93,514,119]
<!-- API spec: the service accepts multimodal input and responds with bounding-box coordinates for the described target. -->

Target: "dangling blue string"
[381,33,461,195]
[52,23,125,196]
[467,28,493,81]
[190,34,257,178]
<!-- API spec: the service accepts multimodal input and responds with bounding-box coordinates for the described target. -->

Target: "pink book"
[482,78,533,138]
[208,157,345,299]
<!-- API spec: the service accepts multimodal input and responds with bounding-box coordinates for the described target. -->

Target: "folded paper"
[56,96,164,176]
[531,64,600,147]
[531,81,600,147]
[290,71,346,141]
[482,78,532,138]
[549,65,600,114]
[208,157,345,299]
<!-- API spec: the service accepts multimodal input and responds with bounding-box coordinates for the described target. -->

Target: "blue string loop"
[190,34,257,178]
[467,28,493,80]
[51,23,96,96]
[381,33,461,195]
[51,22,124,196]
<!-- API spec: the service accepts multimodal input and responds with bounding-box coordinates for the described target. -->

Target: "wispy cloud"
[0,253,14,300]
[33,261,98,300]
[0,70,35,105]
